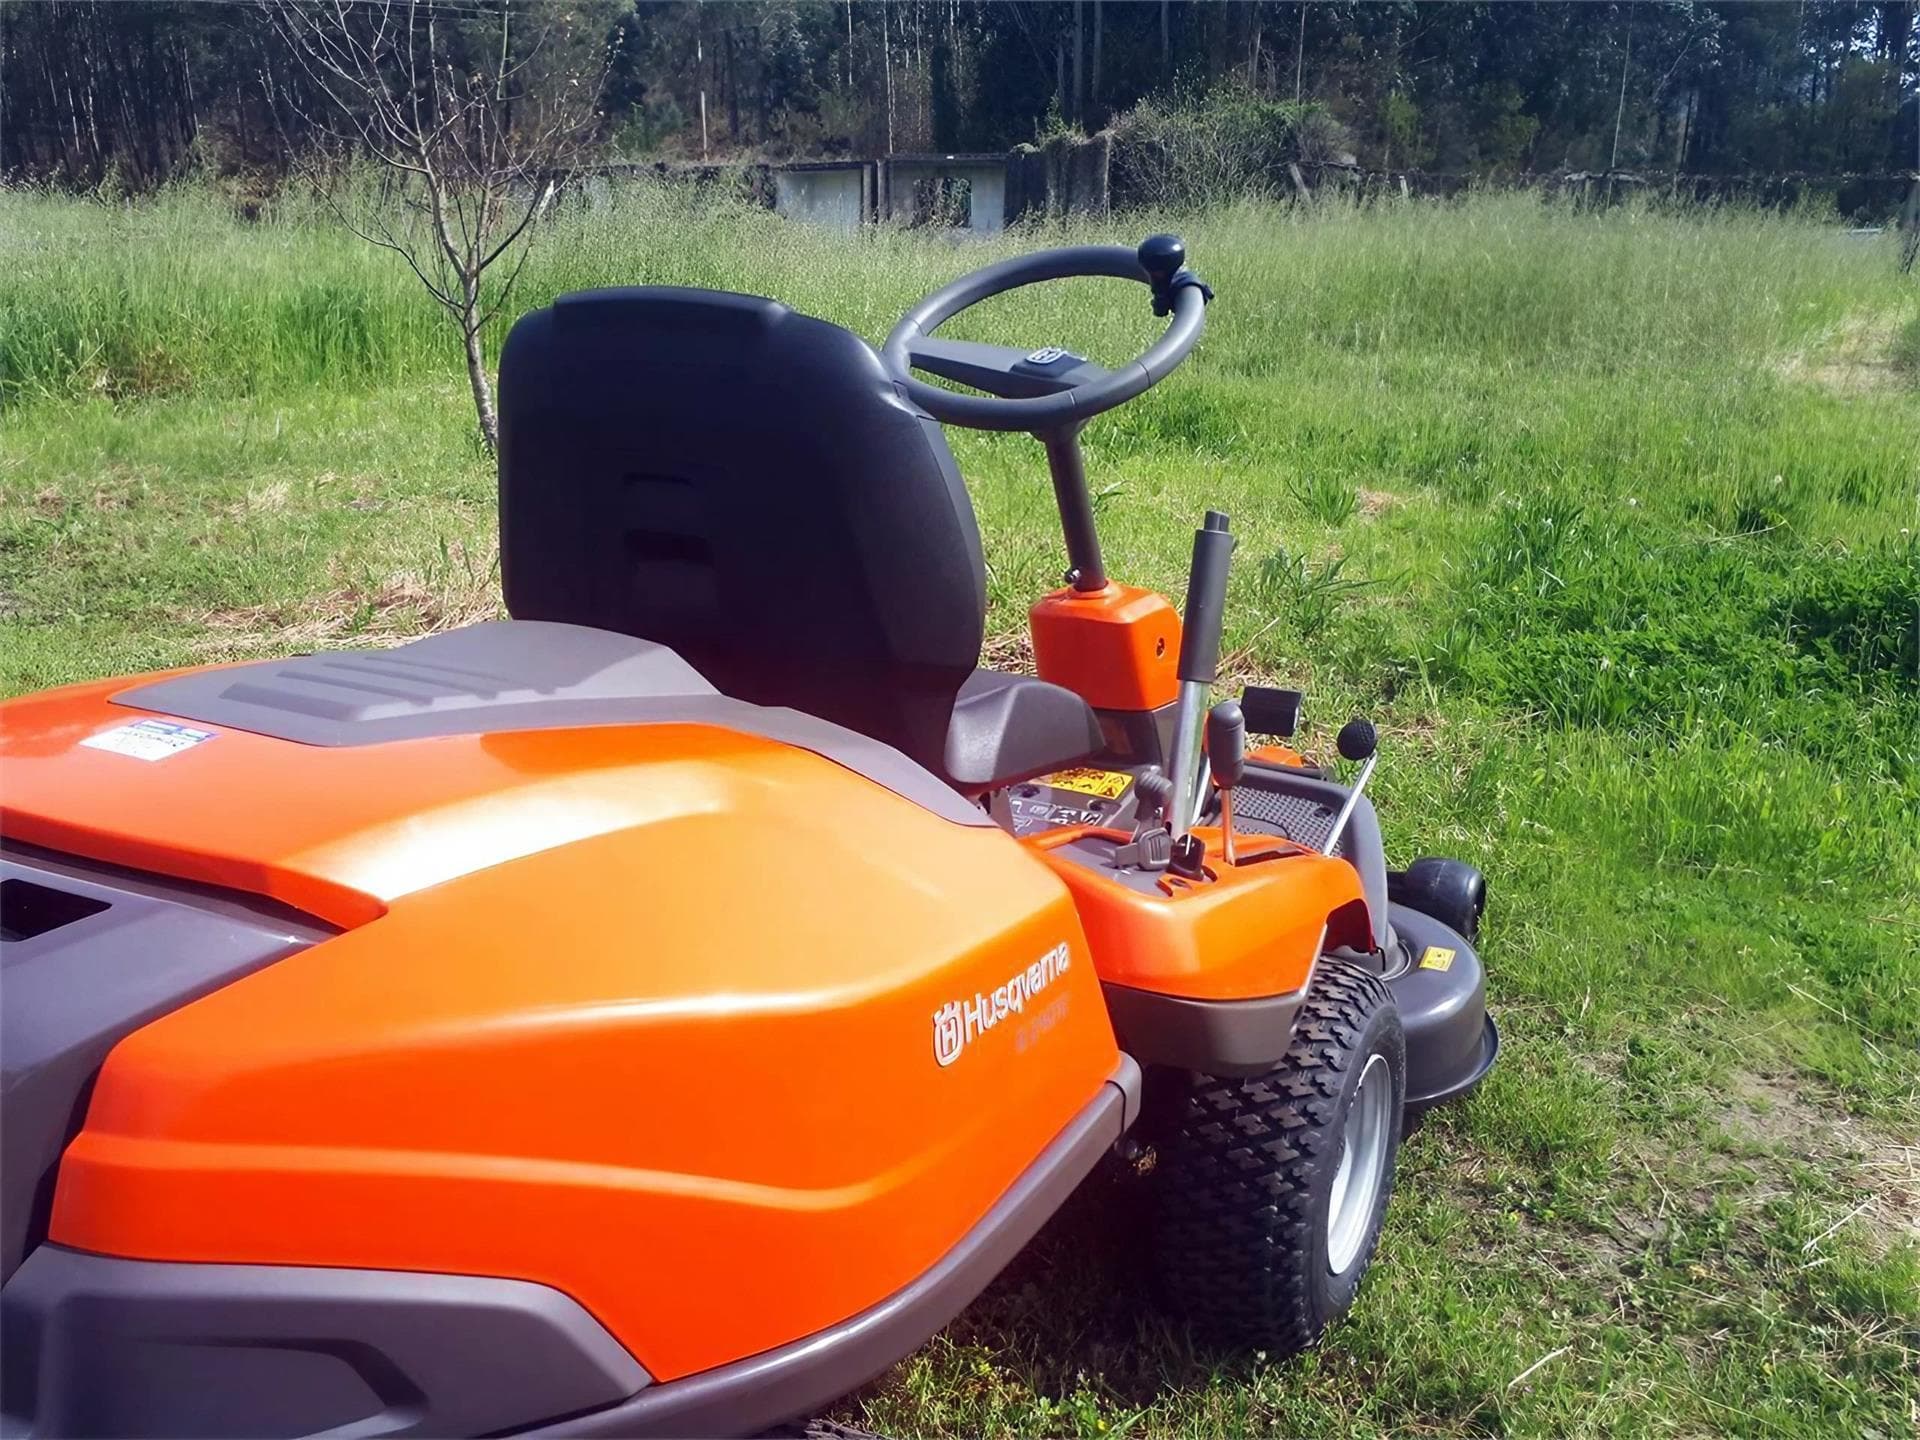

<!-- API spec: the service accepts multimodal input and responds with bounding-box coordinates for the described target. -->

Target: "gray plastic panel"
[943,670,1103,790]
[0,1246,648,1439]
[0,842,332,1284]
[115,621,991,829]
[1233,783,1339,849]
[1103,981,1306,1076]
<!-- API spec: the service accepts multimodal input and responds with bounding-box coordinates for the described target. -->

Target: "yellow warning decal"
[1043,768,1133,800]
[1418,946,1457,972]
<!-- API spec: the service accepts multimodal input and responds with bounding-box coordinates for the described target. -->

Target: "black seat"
[497,287,1099,792]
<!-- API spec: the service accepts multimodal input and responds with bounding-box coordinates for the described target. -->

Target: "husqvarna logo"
[933,942,1071,1067]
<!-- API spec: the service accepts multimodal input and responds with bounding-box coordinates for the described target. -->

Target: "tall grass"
[5,184,1913,784]
[1895,309,1920,378]
[2,181,1910,403]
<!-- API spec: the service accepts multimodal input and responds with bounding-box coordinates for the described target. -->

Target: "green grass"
[3,184,1916,1437]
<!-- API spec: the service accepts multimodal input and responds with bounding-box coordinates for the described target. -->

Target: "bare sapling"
[260,0,612,452]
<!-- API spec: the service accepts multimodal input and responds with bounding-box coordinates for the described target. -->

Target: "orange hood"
[2,671,920,928]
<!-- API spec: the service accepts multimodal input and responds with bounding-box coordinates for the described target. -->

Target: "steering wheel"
[881,234,1212,435]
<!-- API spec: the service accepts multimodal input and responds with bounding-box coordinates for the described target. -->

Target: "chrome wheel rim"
[1327,1052,1391,1275]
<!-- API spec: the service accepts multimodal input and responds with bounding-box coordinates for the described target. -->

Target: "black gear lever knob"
[1134,766,1173,825]
[1138,233,1187,287]
[1207,701,1247,790]
[1337,718,1378,763]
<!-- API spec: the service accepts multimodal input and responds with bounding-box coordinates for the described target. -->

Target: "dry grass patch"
[189,546,502,657]
[1775,311,1918,395]
[1357,487,1403,518]
[1712,1068,1919,1259]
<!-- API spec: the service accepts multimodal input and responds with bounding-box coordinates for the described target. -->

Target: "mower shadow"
[836,1155,1271,1427]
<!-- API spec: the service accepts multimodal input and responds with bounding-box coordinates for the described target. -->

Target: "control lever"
[1167,511,1235,845]
[1111,766,1173,871]
[1112,828,1172,872]
[1132,767,1173,832]
[1207,702,1247,865]
[1320,718,1378,856]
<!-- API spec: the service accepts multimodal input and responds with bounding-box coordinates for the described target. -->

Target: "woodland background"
[4,1,1916,214]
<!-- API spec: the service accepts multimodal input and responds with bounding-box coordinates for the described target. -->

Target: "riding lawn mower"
[0,235,1495,1437]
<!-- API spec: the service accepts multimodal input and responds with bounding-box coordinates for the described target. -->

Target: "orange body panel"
[1248,742,1309,768]
[1029,582,1180,713]
[1028,827,1368,1001]
[4,675,1121,1382]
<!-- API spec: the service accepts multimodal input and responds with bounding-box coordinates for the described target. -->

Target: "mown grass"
[2,184,1916,1437]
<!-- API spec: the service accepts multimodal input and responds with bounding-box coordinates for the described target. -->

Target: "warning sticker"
[1418,945,1457,972]
[80,719,218,762]
[1043,768,1133,800]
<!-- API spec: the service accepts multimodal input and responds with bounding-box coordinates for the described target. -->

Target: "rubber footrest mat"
[1229,781,1337,850]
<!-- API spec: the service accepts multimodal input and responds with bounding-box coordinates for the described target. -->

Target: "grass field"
[2,184,1917,1437]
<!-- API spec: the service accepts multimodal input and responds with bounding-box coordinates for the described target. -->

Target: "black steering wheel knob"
[1138,233,1211,318]
[1137,234,1186,285]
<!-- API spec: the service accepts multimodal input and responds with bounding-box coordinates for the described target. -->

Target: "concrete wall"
[773,166,871,233]
[1006,132,1112,222]
[968,165,1006,233]
[880,158,1008,231]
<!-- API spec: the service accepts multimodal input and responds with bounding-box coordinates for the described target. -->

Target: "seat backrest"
[498,287,987,772]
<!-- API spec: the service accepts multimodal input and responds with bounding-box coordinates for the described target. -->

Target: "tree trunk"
[1092,0,1102,117]
[724,26,740,143]
[881,0,894,153]
[1610,1,1636,172]
[1878,4,1916,105]
[78,11,102,177]
[756,41,770,143]
[1072,1,1083,122]
[1295,2,1306,105]
[696,7,708,160]
[463,309,499,455]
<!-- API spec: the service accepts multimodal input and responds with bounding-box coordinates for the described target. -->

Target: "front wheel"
[1150,961,1407,1353]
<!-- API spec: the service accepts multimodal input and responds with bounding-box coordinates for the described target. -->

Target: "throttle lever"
[1207,701,1247,865]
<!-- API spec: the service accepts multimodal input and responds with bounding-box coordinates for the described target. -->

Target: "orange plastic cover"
[4,673,1123,1382]
[1248,742,1309,768]
[1027,826,1369,1001]
[1029,582,1180,713]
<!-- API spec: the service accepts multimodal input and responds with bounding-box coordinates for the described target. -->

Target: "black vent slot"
[622,472,703,531]
[1,879,108,944]
[624,529,715,568]
[622,473,718,613]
